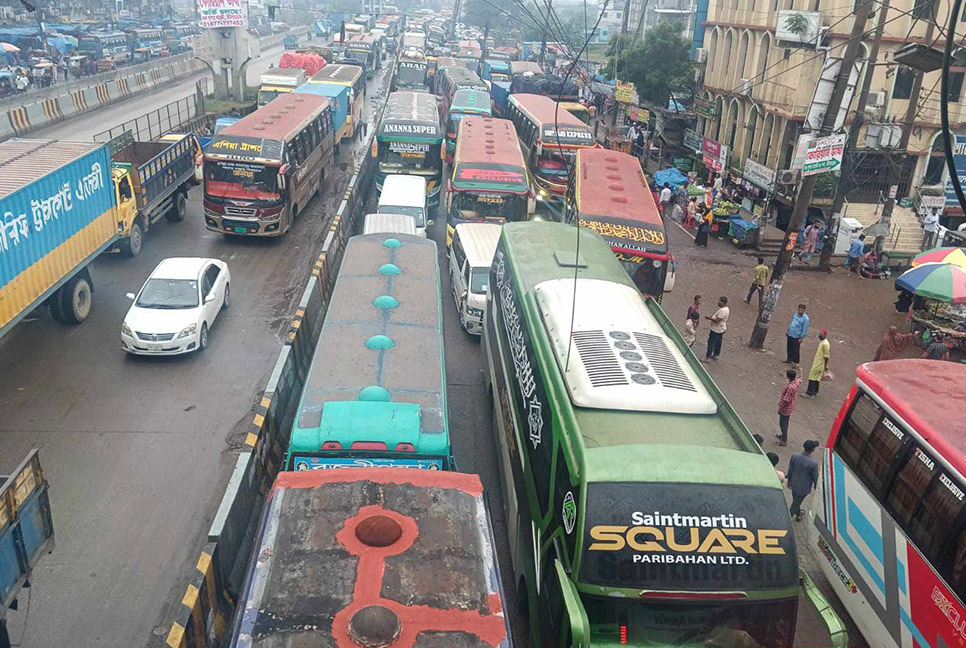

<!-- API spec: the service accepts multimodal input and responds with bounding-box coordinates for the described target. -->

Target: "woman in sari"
[694,207,712,247]
[873,326,917,361]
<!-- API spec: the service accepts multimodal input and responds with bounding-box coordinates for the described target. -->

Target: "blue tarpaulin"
[654,167,688,190]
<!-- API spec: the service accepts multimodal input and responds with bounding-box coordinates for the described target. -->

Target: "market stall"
[896,257,966,360]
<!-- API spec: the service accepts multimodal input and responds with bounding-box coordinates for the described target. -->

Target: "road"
[0,43,393,648]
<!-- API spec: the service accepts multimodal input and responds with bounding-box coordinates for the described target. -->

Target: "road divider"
[164,120,380,648]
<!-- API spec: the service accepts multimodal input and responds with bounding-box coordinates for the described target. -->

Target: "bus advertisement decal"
[291,456,444,470]
[456,166,526,185]
[580,483,798,590]
[579,217,668,254]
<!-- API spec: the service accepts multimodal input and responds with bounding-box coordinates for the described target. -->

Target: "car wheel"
[166,192,187,222]
[199,322,209,350]
[222,283,230,309]
[122,218,143,257]
[59,273,92,324]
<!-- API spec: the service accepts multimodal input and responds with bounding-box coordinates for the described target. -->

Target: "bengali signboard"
[694,97,716,120]
[945,135,966,207]
[199,0,245,28]
[802,133,846,177]
[743,158,776,192]
[683,129,703,153]
[702,137,728,173]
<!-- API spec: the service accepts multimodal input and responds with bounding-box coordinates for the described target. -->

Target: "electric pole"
[539,0,549,68]
[876,12,936,237]
[749,0,873,349]
[821,0,889,270]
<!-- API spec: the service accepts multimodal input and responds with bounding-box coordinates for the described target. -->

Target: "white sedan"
[121,257,230,355]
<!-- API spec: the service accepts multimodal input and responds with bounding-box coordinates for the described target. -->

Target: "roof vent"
[252,125,264,131]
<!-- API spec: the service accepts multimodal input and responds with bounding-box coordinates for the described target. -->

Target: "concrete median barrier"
[162,118,378,648]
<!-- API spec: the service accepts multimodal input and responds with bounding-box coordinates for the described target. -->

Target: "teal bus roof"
[497,221,768,486]
[449,88,492,115]
[288,234,449,467]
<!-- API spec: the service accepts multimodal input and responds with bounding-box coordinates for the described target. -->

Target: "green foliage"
[783,13,809,35]
[813,171,837,197]
[604,21,694,108]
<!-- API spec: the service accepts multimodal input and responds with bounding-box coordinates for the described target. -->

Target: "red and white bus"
[809,359,966,648]
[203,93,334,236]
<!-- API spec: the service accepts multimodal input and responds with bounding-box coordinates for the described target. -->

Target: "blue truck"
[0,451,54,645]
[293,82,351,148]
[489,80,511,117]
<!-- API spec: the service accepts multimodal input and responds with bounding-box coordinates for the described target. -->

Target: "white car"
[121,257,230,355]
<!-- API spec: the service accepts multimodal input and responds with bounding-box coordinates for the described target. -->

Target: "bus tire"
[121,217,143,257]
[58,272,93,325]
[166,192,187,223]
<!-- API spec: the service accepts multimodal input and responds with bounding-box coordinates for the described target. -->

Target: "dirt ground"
[662,217,915,646]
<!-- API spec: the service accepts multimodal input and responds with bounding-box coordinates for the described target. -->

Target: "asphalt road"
[0,46,391,648]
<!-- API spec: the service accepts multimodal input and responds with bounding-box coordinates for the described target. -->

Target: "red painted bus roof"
[575,148,660,228]
[857,360,966,472]
[455,116,525,167]
[508,93,588,129]
[220,93,329,141]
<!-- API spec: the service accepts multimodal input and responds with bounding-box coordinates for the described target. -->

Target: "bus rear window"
[835,393,905,494]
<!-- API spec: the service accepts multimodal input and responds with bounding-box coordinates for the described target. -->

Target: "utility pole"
[749,0,873,349]
[876,11,936,238]
[482,20,488,67]
[539,0,549,68]
[620,0,631,33]
[821,0,889,270]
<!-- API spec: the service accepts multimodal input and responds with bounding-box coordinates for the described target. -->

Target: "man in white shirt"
[659,183,672,214]
[712,174,723,200]
[702,296,730,362]
[922,208,940,250]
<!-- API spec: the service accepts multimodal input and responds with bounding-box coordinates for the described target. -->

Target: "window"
[949,528,966,601]
[892,67,915,99]
[949,71,965,103]
[908,471,965,560]
[886,445,935,525]
[452,236,466,270]
[834,393,905,495]
[118,176,133,201]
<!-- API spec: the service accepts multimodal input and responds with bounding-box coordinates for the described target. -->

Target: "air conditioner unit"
[868,91,886,107]
[737,78,753,95]
[778,170,800,185]
[694,47,708,63]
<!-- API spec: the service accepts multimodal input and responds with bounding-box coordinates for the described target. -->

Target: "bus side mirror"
[528,189,536,216]
[535,141,543,156]
[277,172,286,190]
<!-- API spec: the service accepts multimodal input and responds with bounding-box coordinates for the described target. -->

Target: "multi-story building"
[696,0,966,233]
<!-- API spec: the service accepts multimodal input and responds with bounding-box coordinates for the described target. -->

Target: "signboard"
[627,105,649,125]
[802,133,846,176]
[683,129,703,153]
[701,137,728,173]
[199,0,245,29]
[615,81,636,104]
[579,483,798,591]
[208,135,283,161]
[694,97,715,119]
[743,158,776,191]
[542,125,595,146]
[805,56,864,132]
[456,165,526,185]
[290,456,444,470]
[776,10,822,46]
[945,135,966,206]
[919,193,945,215]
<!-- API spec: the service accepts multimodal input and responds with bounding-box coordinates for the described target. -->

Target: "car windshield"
[470,267,489,294]
[136,278,199,309]
[583,595,797,647]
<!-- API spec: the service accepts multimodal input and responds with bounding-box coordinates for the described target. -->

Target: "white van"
[362,213,418,235]
[450,223,502,335]
[377,175,429,237]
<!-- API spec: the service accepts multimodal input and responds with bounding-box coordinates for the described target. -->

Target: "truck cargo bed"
[110,132,194,212]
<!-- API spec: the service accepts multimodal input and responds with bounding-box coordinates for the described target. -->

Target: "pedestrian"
[921,208,940,251]
[874,326,917,361]
[784,304,810,367]
[702,296,729,362]
[626,121,638,142]
[686,295,701,321]
[767,452,785,481]
[659,183,672,213]
[683,312,699,347]
[635,128,646,157]
[847,234,866,274]
[805,329,830,396]
[798,221,820,264]
[775,369,802,447]
[922,332,949,361]
[685,196,697,227]
[787,440,820,520]
[694,207,712,247]
[745,257,768,309]
[712,173,723,200]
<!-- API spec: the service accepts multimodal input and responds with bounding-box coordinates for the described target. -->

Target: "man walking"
[805,329,830,396]
[686,295,701,321]
[847,234,865,275]
[787,440,820,520]
[659,183,672,214]
[702,296,729,362]
[921,208,940,251]
[775,369,802,447]
[784,304,810,367]
[745,257,768,309]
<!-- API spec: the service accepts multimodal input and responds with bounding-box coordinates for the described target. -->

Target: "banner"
[802,133,846,176]
[615,81,636,104]
[199,0,245,28]
[945,134,966,206]
[743,158,776,192]
[701,137,728,173]
[683,129,703,153]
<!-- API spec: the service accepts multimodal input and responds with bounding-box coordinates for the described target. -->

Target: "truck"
[0,450,54,645]
[293,82,351,146]
[282,34,298,49]
[107,131,195,258]
[230,468,513,647]
[257,67,307,106]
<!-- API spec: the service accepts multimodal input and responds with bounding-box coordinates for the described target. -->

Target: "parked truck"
[0,450,54,645]
[107,130,195,258]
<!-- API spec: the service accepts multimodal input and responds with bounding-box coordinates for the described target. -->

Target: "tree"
[604,21,694,109]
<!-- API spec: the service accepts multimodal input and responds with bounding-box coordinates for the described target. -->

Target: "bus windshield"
[378,140,441,171]
[624,257,668,297]
[452,191,525,221]
[536,147,573,181]
[205,160,281,204]
[257,89,284,106]
[584,596,796,647]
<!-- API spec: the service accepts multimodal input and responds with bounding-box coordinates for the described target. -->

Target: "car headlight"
[177,324,197,339]
[468,307,483,317]
[121,322,133,337]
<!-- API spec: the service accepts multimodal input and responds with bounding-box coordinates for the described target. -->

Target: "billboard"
[945,135,966,207]
[199,0,245,29]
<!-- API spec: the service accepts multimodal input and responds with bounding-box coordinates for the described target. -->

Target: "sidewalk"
[664,215,903,647]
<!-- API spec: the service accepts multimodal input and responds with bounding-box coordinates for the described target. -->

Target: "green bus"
[443,87,491,162]
[374,90,443,212]
[482,221,799,647]
[286,232,451,471]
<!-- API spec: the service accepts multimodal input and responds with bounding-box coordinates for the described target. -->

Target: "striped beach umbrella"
[895,262,966,303]
[912,247,966,270]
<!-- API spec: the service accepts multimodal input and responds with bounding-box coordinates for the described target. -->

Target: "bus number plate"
[234,226,248,233]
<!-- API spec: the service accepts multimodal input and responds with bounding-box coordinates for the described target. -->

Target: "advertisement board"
[743,158,776,191]
[802,133,846,176]
[702,137,728,173]
[199,0,245,28]
[683,129,703,153]
[945,135,966,206]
